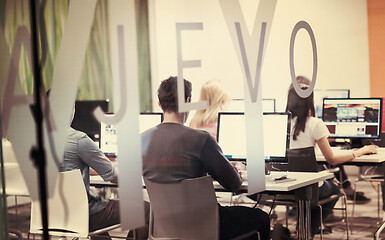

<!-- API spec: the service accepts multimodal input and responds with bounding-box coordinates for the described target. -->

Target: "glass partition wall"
[0,0,378,239]
[0,0,152,237]
[0,131,8,240]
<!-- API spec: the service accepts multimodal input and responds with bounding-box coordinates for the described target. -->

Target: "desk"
[91,171,333,191]
[317,147,385,239]
[91,171,333,240]
[214,171,333,240]
[90,175,117,188]
[316,147,385,165]
[268,171,332,240]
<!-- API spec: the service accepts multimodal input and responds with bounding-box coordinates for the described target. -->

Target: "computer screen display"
[100,112,163,156]
[226,99,276,112]
[313,89,350,118]
[71,100,109,142]
[100,122,118,156]
[322,98,382,138]
[139,112,164,133]
[217,112,291,163]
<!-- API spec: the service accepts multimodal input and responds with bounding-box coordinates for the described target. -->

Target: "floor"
[5,166,385,239]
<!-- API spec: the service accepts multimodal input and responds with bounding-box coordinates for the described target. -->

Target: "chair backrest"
[144,176,219,240]
[267,146,318,173]
[287,147,318,172]
[288,147,322,206]
[2,139,17,163]
[3,163,29,196]
[29,169,89,237]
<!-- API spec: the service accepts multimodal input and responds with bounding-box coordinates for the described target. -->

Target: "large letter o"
[289,21,317,98]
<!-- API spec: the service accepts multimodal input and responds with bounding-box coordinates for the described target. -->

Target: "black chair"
[288,147,349,239]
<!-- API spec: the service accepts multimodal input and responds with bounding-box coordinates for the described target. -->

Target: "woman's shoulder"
[306,117,327,130]
[191,123,218,138]
[307,116,324,124]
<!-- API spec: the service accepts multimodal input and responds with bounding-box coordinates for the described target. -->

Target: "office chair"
[28,169,123,239]
[287,147,349,240]
[144,176,219,240]
[144,176,259,240]
[3,142,30,231]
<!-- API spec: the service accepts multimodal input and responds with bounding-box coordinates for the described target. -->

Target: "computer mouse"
[363,150,377,155]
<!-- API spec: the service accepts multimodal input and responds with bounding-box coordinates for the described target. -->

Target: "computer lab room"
[2,0,385,240]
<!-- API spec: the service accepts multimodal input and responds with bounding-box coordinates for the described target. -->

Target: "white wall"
[149,0,370,114]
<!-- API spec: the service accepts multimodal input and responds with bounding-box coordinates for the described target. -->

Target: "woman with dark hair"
[286,76,376,237]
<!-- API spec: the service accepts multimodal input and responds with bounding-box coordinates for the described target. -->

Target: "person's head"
[296,75,311,85]
[190,79,230,127]
[199,79,230,108]
[285,76,315,140]
[157,76,192,113]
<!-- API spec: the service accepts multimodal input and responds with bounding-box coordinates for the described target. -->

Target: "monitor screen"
[139,112,164,133]
[226,99,276,112]
[71,100,109,142]
[217,112,291,163]
[322,98,382,138]
[100,112,163,155]
[313,89,350,118]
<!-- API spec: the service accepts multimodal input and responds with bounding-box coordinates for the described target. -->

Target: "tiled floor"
[4,166,385,239]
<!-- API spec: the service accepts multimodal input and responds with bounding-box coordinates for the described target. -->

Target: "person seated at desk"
[189,78,230,138]
[141,76,270,240]
[296,76,370,204]
[285,76,376,237]
[61,99,149,240]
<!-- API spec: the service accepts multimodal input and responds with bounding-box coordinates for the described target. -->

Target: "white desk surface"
[315,146,385,163]
[90,175,115,186]
[90,171,333,193]
[214,171,333,192]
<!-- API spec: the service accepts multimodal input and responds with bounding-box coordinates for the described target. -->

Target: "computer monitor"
[313,89,350,118]
[216,112,291,163]
[100,112,163,156]
[322,98,382,142]
[71,100,109,142]
[262,99,276,112]
[226,99,276,112]
[139,112,164,133]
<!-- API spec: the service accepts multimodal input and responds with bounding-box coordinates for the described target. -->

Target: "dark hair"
[157,76,192,112]
[285,76,315,140]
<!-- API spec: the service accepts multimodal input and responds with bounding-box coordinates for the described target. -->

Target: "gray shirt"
[142,123,242,191]
[62,128,117,215]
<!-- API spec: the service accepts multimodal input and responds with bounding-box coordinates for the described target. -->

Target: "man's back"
[62,127,117,215]
[142,122,241,191]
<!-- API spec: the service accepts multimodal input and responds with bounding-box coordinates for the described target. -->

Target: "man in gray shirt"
[142,76,270,240]
[61,104,148,239]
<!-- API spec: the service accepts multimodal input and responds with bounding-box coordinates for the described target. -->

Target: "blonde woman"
[189,79,230,137]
